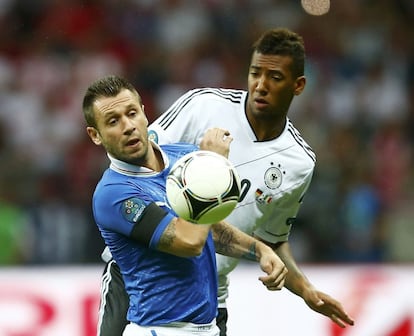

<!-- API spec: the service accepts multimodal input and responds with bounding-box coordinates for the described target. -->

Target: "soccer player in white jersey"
[84,75,287,336]
[98,28,354,336]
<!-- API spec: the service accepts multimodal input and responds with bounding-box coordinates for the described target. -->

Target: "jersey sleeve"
[93,183,175,247]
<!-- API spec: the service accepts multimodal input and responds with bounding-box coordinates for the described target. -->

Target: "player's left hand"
[302,287,355,328]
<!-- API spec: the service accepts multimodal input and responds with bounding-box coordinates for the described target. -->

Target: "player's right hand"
[199,128,233,158]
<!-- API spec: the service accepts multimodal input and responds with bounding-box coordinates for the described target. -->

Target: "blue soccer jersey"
[92,142,218,326]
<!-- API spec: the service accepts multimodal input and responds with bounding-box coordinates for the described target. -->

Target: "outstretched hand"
[302,287,355,328]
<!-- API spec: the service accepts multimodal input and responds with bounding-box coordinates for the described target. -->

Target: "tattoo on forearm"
[159,222,176,248]
[214,224,258,260]
[214,225,234,256]
[242,243,258,261]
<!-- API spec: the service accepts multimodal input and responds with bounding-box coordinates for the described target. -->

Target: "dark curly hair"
[252,28,305,78]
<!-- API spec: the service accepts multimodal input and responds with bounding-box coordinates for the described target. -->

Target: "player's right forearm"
[157,217,212,257]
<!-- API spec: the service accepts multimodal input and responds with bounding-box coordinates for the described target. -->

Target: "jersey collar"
[107,141,168,176]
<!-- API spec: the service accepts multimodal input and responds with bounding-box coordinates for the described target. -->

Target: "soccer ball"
[166,150,241,224]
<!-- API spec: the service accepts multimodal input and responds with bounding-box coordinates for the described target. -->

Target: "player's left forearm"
[273,241,312,296]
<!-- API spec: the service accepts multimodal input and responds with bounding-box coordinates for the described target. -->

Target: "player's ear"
[294,76,306,96]
[142,105,149,127]
[86,126,102,146]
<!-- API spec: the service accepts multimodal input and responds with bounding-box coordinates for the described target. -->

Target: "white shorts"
[122,320,219,336]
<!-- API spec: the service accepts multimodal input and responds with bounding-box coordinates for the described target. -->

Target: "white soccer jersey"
[149,88,316,306]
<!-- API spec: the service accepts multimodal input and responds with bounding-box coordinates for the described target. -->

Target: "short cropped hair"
[82,75,140,127]
[252,28,305,78]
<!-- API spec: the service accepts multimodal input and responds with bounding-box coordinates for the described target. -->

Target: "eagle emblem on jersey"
[264,165,283,189]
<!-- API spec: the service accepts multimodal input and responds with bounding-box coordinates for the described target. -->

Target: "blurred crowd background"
[0,0,413,265]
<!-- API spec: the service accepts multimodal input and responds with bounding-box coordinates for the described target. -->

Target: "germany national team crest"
[264,165,284,189]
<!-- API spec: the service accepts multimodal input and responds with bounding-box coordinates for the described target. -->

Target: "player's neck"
[145,143,165,172]
[249,116,286,141]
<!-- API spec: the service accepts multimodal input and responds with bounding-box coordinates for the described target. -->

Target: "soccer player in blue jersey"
[97,28,354,336]
[83,75,288,336]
